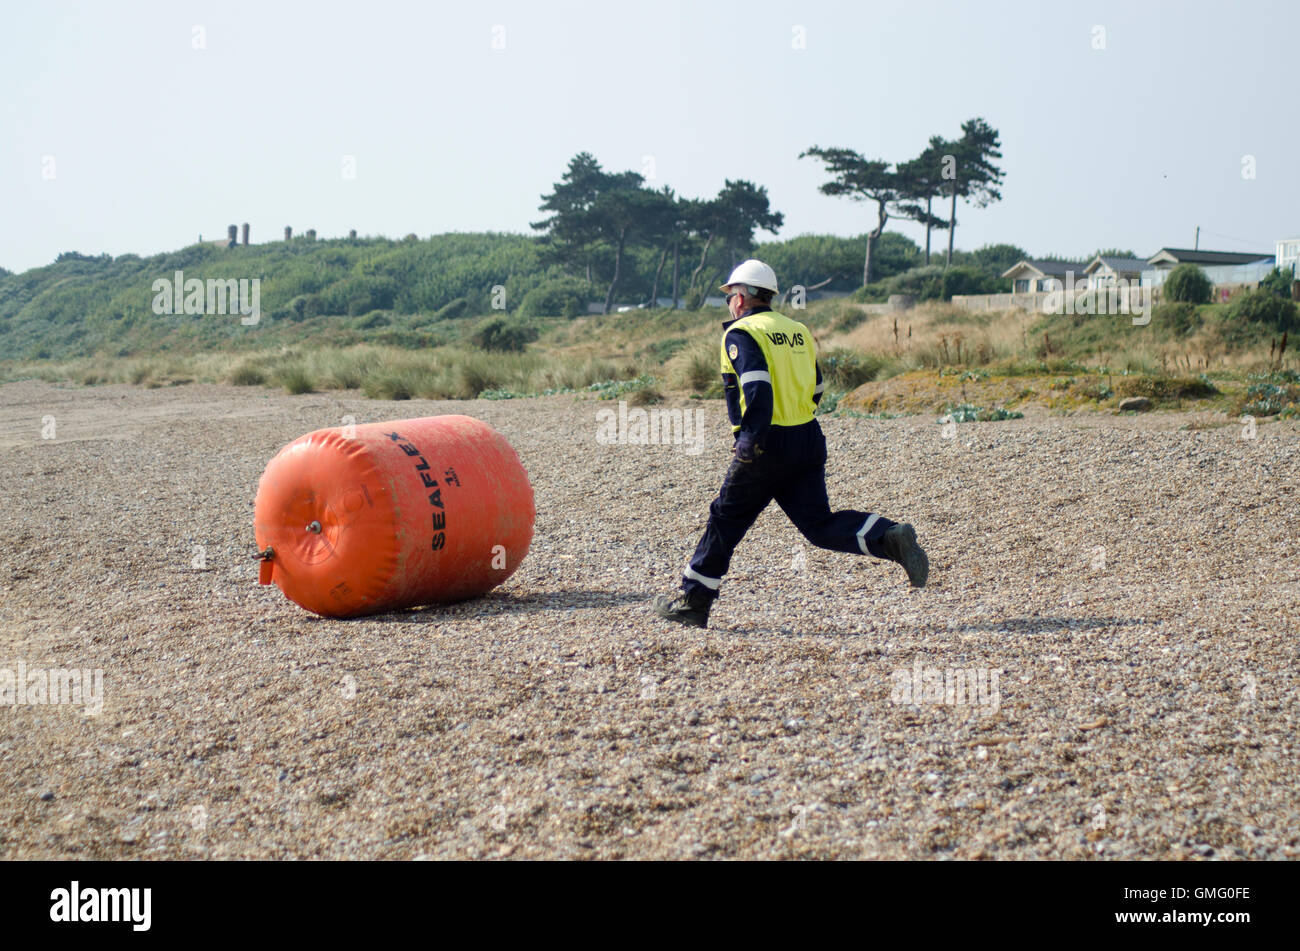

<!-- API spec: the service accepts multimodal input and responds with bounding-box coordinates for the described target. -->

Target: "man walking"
[653,259,928,629]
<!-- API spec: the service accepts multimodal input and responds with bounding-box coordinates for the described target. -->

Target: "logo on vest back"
[765,331,804,346]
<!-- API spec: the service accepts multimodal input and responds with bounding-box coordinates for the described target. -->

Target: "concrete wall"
[951,285,1159,313]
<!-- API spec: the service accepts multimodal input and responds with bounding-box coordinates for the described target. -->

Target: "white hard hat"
[721,259,779,295]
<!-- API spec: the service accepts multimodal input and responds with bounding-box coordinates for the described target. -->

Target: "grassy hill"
[2,232,1296,422]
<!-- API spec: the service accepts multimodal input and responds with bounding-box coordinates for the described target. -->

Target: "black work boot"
[879,523,929,588]
[652,590,712,628]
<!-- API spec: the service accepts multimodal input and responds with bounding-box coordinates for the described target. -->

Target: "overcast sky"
[3,0,1296,273]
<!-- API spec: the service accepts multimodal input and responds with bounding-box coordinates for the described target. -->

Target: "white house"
[1142,248,1275,288]
[1001,259,1088,293]
[1276,238,1300,278]
[1081,255,1146,288]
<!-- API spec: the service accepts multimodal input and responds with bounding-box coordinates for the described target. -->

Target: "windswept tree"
[531,152,609,286]
[533,153,652,313]
[640,186,681,307]
[684,197,724,303]
[590,174,652,314]
[662,191,696,309]
[941,118,1005,267]
[685,180,783,304]
[714,179,784,268]
[536,155,783,311]
[895,137,952,265]
[800,147,924,286]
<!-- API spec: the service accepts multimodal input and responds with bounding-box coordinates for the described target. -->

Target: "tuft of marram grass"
[278,366,316,395]
[678,345,717,394]
[229,362,266,386]
[627,385,664,407]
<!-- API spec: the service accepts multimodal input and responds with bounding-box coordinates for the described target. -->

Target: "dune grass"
[2,296,1295,412]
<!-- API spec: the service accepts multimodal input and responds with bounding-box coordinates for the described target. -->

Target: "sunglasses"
[725,290,741,303]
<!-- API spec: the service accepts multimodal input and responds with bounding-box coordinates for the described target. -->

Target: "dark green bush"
[941,266,1001,299]
[1153,301,1202,337]
[433,297,470,320]
[1258,268,1296,300]
[1228,289,1298,332]
[517,278,589,318]
[879,264,946,300]
[1116,375,1217,401]
[1163,264,1212,304]
[470,317,539,352]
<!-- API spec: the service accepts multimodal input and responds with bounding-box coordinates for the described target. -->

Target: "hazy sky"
[3,0,1296,273]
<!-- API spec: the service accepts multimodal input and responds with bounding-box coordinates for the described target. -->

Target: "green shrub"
[1258,268,1296,299]
[1075,382,1113,401]
[878,264,946,301]
[940,266,1000,299]
[1154,301,1202,337]
[1237,379,1300,417]
[814,390,842,415]
[517,278,589,318]
[470,317,539,352]
[938,403,1024,423]
[756,232,916,293]
[587,374,659,400]
[433,297,470,320]
[1116,375,1217,401]
[1227,289,1298,332]
[1163,264,1212,304]
[627,384,664,406]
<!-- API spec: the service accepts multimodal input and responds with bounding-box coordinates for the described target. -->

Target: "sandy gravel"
[0,379,1297,860]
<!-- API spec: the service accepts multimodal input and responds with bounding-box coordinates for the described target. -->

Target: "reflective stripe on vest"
[720,310,818,431]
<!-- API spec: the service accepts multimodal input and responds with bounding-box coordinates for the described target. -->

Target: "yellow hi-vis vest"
[720,310,818,433]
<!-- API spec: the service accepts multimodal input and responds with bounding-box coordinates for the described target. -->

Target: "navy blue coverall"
[680,305,897,602]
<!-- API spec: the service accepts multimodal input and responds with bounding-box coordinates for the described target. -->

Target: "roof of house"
[1001,259,1087,279]
[1147,248,1274,267]
[1084,255,1147,274]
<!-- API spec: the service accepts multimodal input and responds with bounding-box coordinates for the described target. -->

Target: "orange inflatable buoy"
[253,415,534,618]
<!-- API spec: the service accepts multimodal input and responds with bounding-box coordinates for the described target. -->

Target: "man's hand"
[734,433,763,463]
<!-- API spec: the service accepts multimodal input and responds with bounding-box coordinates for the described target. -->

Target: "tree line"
[533,118,1005,312]
[532,153,784,314]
